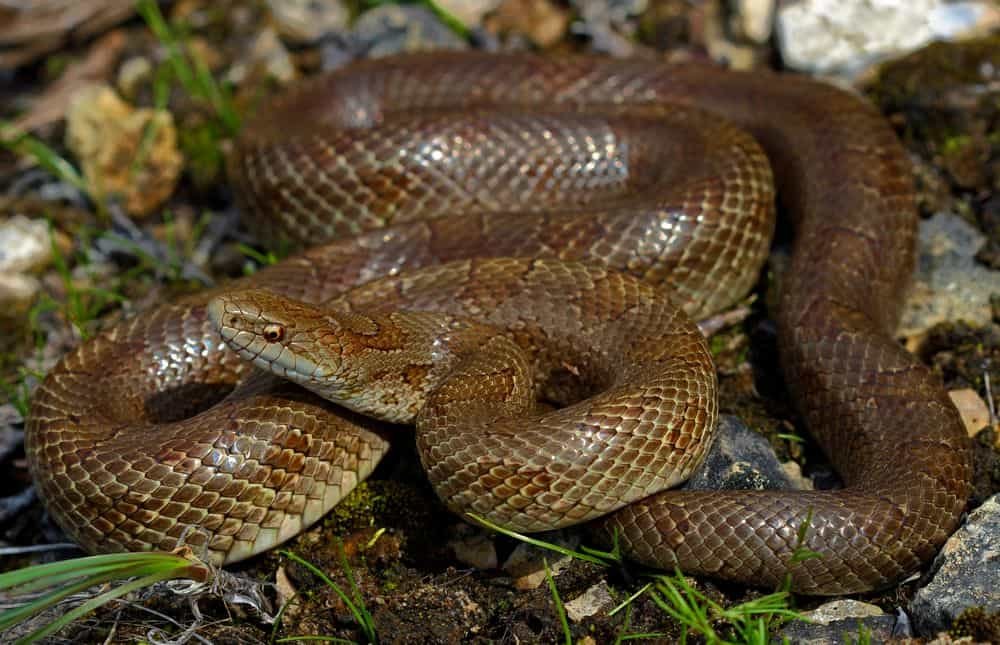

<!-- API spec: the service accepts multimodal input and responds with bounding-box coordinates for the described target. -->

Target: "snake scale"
[27,53,973,595]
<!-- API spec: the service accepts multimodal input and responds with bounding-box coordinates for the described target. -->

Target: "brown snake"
[26,53,973,595]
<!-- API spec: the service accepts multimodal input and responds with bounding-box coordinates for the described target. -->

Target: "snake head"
[207,290,353,399]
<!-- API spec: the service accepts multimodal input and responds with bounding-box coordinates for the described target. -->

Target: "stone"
[909,494,1000,635]
[775,0,1000,77]
[948,388,993,436]
[807,599,886,625]
[449,527,498,570]
[899,213,1000,337]
[226,28,297,86]
[436,0,503,29]
[485,0,570,48]
[731,0,775,44]
[0,215,50,274]
[564,580,615,622]
[117,56,153,100]
[501,530,578,590]
[571,0,645,56]
[267,0,349,44]
[352,5,468,59]
[65,84,182,217]
[684,415,804,492]
[778,603,897,644]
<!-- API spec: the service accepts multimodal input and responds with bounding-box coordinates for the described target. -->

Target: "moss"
[949,606,1000,642]
[323,479,434,535]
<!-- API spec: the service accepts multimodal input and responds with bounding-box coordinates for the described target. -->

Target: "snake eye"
[262,324,285,343]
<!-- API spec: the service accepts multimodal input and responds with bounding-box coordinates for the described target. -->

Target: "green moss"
[323,480,433,534]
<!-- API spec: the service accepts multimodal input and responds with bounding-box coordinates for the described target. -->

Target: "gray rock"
[267,0,349,44]
[899,212,1000,337]
[909,494,1000,636]
[776,600,906,644]
[449,525,498,570]
[564,580,615,622]
[684,415,804,491]
[571,0,646,56]
[501,530,578,590]
[775,0,1000,77]
[353,4,468,59]
[319,4,469,71]
[777,613,896,644]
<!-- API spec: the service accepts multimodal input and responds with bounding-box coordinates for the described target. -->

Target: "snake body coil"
[27,53,972,594]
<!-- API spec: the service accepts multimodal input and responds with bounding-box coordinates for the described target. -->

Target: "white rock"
[776,0,1000,76]
[805,599,885,625]
[0,215,50,274]
[565,580,615,622]
[435,0,503,28]
[732,0,775,44]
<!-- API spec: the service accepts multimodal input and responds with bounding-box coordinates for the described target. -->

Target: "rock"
[501,530,578,590]
[484,0,570,48]
[65,84,182,217]
[730,0,775,44]
[899,213,1000,337]
[775,0,1000,77]
[267,0,349,44]
[571,0,645,56]
[449,525,498,570]
[0,214,55,311]
[778,599,897,644]
[909,494,1000,635]
[564,580,615,622]
[0,273,39,310]
[226,27,297,86]
[352,5,468,59]
[684,415,805,492]
[436,0,503,29]
[0,215,50,274]
[808,599,886,625]
[948,388,992,436]
[117,56,153,100]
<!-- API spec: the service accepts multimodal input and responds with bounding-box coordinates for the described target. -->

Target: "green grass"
[642,573,802,644]
[135,0,241,137]
[278,545,377,644]
[544,558,572,645]
[0,551,211,644]
[32,224,127,341]
[100,210,215,285]
[469,513,815,644]
[0,122,88,195]
[237,242,286,275]
[0,363,45,419]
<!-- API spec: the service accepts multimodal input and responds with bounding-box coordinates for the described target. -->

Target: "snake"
[26,53,973,595]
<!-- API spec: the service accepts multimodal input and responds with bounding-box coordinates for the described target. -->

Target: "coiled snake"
[27,53,973,594]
